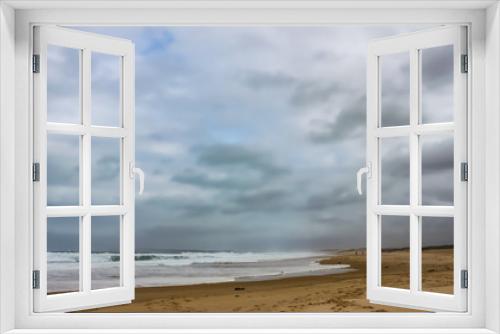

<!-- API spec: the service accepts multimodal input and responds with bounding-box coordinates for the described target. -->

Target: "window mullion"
[81,48,92,293]
[409,47,420,293]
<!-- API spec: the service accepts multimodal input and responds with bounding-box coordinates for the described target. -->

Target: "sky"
[46,26,455,253]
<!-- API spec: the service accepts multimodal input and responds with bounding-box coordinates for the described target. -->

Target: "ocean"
[47,251,351,293]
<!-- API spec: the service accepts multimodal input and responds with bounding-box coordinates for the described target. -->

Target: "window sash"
[365,26,468,312]
[32,26,136,313]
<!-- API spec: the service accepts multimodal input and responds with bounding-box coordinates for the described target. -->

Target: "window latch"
[129,162,145,195]
[356,162,372,195]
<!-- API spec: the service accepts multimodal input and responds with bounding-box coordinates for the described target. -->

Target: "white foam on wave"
[48,250,331,266]
[47,251,350,291]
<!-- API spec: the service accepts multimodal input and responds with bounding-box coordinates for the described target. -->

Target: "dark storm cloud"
[421,137,454,204]
[136,224,240,252]
[135,213,367,252]
[380,100,410,126]
[171,144,290,193]
[194,144,289,177]
[305,185,360,211]
[135,215,336,252]
[381,216,410,249]
[380,53,410,126]
[46,135,79,185]
[172,168,262,190]
[422,46,454,90]
[382,159,410,179]
[271,214,367,251]
[46,135,79,205]
[223,189,289,214]
[422,137,453,171]
[380,138,410,204]
[92,155,120,181]
[47,161,78,186]
[422,169,454,205]
[47,217,80,252]
[91,216,120,252]
[290,81,339,108]
[137,196,218,220]
[421,217,454,247]
[308,97,366,143]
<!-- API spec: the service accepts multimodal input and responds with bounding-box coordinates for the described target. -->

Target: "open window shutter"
[33,26,136,312]
[364,26,468,312]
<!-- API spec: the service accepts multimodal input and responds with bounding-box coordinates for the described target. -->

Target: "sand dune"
[83,248,453,313]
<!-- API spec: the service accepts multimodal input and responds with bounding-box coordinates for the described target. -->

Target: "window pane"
[380,137,410,205]
[92,216,121,290]
[421,217,454,294]
[91,137,121,205]
[421,45,454,124]
[92,52,121,127]
[380,52,410,127]
[421,134,454,206]
[47,45,81,124]
[47,217,80,294]
[47,134,80,206]
[381,216,410,289]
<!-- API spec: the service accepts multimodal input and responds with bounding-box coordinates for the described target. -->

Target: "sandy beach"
[83,247,453,313]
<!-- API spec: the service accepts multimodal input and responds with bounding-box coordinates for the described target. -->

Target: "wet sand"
[84,248,453,313]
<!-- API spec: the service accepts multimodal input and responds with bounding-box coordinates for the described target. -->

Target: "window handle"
[356,162,371,195]
[130,162,145,195]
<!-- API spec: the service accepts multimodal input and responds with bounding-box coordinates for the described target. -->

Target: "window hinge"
[461,162,468,182]
[32,54,40,73]
[461,269,468,289]
[32,270,40,289]
[461,54,468,74]
[32,162,40,182]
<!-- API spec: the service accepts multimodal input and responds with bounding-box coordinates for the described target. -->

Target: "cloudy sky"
[46,26,455,253]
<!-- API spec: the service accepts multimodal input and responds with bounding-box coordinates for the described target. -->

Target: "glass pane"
[47,217,80,294]
[92,216,121,290]
[421,45,454,124]
[421,217,454,294]
[47,45,81,124]
[91,137,121,205]
[380,52,410,127]
[47,134,80,206]
[92,52,121,127]
[381,215,410,289]
[421,134,454,206]
[380,137,410,205]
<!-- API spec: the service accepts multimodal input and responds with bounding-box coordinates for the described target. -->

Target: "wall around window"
[0,3,16,333]
[0,2,498,333]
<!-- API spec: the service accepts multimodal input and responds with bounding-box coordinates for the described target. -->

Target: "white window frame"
[0,1,499,333]
[366,26,468,312]
[32,26,136,312]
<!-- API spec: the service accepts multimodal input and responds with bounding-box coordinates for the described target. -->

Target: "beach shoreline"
[82,248,453,313]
